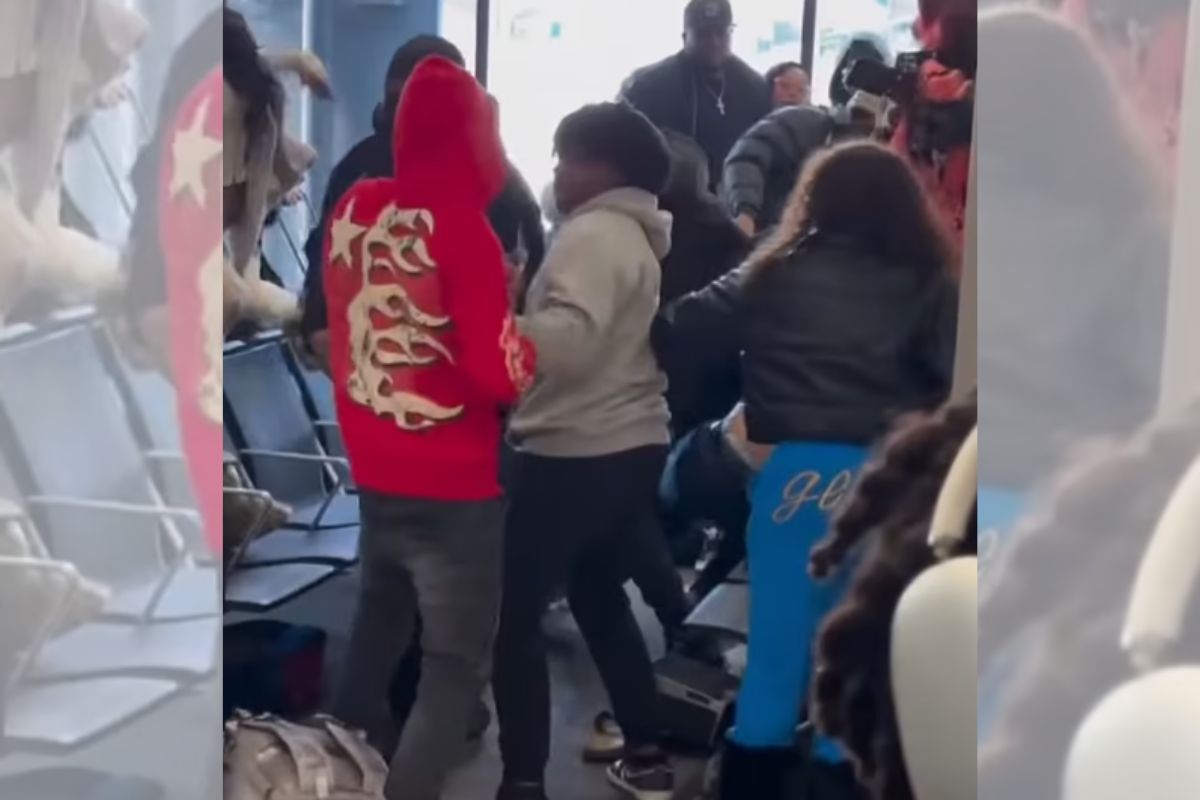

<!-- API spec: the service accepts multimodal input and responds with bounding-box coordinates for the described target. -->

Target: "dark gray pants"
[333,491,504,800]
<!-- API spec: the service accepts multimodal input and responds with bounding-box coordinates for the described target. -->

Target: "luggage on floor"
[224,711,387,800]
[654,652,740,751]
[224,620,326,718]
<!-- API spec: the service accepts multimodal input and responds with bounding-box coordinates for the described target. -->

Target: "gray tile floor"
[0,569,703,799]
[273,570,705,800]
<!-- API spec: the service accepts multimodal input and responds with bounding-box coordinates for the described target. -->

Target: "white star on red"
[329,198,367,268]
[169,95,222,207]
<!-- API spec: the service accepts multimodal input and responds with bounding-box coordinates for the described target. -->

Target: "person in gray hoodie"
[493,103,676,800]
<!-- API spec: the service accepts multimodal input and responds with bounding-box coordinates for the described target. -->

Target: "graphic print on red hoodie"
[324,57,534,501]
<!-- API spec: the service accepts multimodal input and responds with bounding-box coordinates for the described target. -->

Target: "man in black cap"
[620,0,770,190]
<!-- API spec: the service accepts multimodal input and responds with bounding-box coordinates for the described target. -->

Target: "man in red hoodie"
[323,56,534,800]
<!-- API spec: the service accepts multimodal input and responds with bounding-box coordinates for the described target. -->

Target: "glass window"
[487,0,807,203]
[811,0,919,107]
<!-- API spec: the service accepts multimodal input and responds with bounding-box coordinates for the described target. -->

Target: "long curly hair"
[809,391,978,800]
[745,140,957,282]
[977,399,1200,799]
[223,6,283,148]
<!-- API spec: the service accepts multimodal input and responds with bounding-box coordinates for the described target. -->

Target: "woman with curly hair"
[660,140,959,800]
[976,399,1200,800]
[809,392,977,800]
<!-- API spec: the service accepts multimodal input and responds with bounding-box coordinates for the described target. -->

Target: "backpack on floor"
[224,711,388,800]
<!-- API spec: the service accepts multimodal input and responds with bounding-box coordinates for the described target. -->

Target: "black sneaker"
[495,781,548,800]
[606,758,674,800]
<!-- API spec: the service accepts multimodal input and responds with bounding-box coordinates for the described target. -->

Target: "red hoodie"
[160,66,223,554]
[323,57,534,501]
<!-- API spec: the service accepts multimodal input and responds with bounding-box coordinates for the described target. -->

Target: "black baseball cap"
[684,0,733,30]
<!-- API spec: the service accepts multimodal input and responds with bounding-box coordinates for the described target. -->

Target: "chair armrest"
[27,496,202,527]
[27,496,198,622]
[0,505,52,559]
[0,556,85,694]
[145,449,189,466]
[222,488,276,577]
[237,450,350,529]
[239,449,348,470]
[313,420,340,430]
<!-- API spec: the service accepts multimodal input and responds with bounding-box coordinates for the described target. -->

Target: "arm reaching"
[439,211,535,406]
[518,223,621,382]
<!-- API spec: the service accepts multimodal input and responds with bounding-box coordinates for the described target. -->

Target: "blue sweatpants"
[729,442,866,760]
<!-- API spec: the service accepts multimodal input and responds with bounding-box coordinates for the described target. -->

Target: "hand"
[505,259,525,308]
[281,187,305,207]
[294,51,333,98]
[95,79,132,110]
[270,50,334,99]
[735,214,756,237]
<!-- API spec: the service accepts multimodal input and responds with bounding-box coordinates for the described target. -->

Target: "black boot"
[718,740,795,800]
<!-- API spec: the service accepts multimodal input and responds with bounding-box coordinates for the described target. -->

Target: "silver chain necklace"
[702,75,727,116]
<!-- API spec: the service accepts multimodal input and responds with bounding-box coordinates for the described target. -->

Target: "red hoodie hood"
[392,56,507,205]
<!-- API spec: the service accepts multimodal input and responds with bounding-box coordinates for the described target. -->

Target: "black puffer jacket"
[720,105,835,230]
[655,232,957,445]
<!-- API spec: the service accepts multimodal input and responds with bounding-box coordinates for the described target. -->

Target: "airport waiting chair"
[286,345,351,471]
[223,336,359,567]
[0,547,180,751]
[222,453,339,611]
[92,321,199,517]
[0,323,220,635]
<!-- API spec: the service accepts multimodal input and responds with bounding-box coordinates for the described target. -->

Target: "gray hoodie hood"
[569,187,673,260]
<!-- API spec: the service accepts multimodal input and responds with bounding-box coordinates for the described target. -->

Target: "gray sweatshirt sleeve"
[518,221,622,381]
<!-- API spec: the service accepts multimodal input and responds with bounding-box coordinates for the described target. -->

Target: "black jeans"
[493,445,669,783]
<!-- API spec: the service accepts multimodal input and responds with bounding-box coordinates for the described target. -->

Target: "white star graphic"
[170,95,222,207]
[330,198,368,268]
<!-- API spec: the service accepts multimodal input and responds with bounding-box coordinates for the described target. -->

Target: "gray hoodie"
[510,187,672,457]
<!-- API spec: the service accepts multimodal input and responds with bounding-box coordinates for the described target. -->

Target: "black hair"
[830,34,890,107]
[812,392,978,800]
[660,129,710,203]
[554,103,671,195]
[978,400,1200,799]
[374,35,466,132]
[123,8,221,317]
[223,6,283,147]
[747,140,956,279]
[765,61,806,88]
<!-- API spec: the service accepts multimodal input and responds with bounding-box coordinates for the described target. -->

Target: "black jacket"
[622,52,770,191]
[721,105,835,230]
[656,193,751,436]
[300,123,545,336]
[656,233,957,445]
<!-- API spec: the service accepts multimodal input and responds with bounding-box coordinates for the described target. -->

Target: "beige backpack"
[224,711,387,800]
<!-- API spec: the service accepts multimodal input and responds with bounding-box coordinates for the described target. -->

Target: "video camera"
[843,49,972,161]
[841,51,933,106]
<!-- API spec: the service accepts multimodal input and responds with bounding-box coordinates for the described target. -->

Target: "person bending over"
[722,34,890,236]
[494,102,675,800]
[324,57,533,800]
